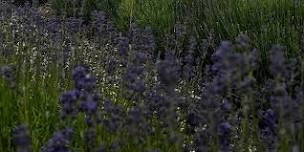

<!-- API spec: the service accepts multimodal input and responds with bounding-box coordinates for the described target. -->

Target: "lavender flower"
[12,124,32,152]
[77,76,97,92]
[42,128,73,152]
[72,65,89,82]
[59,90,79,119]
[116,36,129,57]
[109,141,122,152]
[258,108,278,150]
[96,145,106,152]
[124,106,152,138]
[218,122,232,152]
[72,66,98,94]
[269,45,287,77]
[1,65,16,88]
[157,52,181,88]
[221,99,232,112]
[186,111,202,133]
[193,130,209,152]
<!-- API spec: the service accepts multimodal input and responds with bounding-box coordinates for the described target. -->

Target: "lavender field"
[0,1,304,152]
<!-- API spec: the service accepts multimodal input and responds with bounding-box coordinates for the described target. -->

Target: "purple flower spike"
[42,128,73,152]
[72,65,89,82]
[12,124,32,152]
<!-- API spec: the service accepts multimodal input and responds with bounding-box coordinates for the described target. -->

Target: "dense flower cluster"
[0,2,303,152]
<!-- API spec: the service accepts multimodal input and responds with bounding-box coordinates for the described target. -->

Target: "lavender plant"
[0,1,303,152]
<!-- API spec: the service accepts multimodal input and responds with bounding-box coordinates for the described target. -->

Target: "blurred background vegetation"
[8,0,304,59]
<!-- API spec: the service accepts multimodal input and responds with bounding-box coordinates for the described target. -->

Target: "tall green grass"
[184,0,304,57]
[49,0,304,59]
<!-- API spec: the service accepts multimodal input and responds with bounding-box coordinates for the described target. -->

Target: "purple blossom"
[1,65,16,88]
[269,45,287,77]
[12,124,32,152]
[186,112,202,133]
[157,52,181,88]
[116,36,129,57]
[72,65,89,82]
[218,122,232,152]
[80,98,98,115]
[42,128,73,152]
[59,90,79,119]
[258,108,278,150]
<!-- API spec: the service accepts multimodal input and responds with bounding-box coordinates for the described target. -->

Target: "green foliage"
[50,0,176,33]
[49,0,304,58]
[50,0,96,18]
[179,0,304,58]
[116,0,176,33]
